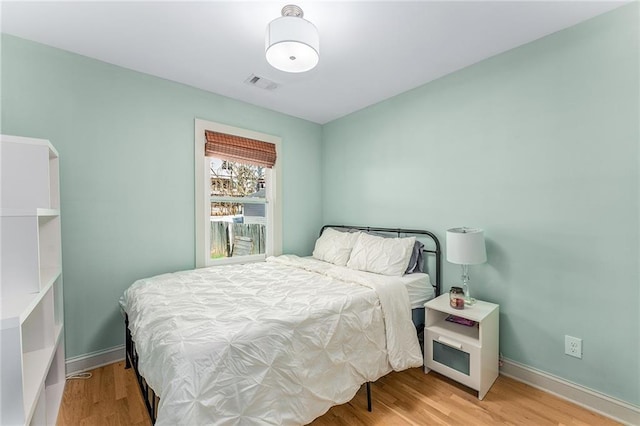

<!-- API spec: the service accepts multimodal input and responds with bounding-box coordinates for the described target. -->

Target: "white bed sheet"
[121,255,422,425]
[400,273,435,309]
[302,256,434,309]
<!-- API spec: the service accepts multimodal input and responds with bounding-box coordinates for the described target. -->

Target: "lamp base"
[462,279,476,305]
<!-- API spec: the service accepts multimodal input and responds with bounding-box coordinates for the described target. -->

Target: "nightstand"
[424,293,499,400]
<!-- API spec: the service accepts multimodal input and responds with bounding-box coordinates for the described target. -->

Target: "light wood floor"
[57,361,619,425]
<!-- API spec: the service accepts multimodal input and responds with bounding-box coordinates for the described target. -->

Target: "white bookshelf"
[1,135,65,426]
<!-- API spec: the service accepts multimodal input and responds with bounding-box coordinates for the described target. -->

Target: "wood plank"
[56,364,620,426]
[57,362,151,426]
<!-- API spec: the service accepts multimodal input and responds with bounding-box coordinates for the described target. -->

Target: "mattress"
[121,255,423,425]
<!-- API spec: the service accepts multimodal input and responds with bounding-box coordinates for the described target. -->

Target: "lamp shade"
[446,227,487,265]
[265,7,319,73]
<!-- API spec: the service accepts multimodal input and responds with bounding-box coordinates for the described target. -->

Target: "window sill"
[204,254,266,267]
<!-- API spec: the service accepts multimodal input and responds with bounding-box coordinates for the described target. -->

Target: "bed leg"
[366,382,372,412]
[153,393,159,423]
[123,314,157,424]
[125,315,132,369]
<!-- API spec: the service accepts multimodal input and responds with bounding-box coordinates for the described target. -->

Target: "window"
[209,158,266,259]
[195,119,282,267]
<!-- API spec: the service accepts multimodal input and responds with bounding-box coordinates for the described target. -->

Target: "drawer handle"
[438,336,463,349]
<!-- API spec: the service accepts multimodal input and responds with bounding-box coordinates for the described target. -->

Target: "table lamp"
[446,227,487,305]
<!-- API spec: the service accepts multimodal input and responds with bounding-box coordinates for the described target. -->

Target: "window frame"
[195,118,282,268]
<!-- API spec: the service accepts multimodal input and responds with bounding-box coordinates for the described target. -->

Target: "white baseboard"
[500,358,640,426]
[65,345,125,375]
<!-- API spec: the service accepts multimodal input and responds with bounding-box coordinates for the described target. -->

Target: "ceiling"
[1,1,627,124]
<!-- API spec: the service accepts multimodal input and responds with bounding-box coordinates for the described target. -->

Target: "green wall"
[322,4,639,405]
[1,34,323,359]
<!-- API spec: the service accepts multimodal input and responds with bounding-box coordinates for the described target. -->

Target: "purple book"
[445,315,477,327]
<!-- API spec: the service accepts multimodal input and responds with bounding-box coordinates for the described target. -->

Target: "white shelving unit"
[1,135,65,426]
[424,293,499,400]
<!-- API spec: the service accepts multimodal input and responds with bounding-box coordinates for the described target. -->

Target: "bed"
[121,225,441,425]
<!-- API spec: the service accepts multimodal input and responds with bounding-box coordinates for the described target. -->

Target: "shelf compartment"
[1,326,25,425]
[1,216,40,295]
[45,337,66,425]
[30,385,48,426]
[53,276,64,328]
[425,308,480,346]
[21,287,56,422]
[0,212,61,297]
[1,274,60,330]
[0,135,60,208]
[22,345,55,423]
[0,135,58,210]
[38,214,62,291]
[21,286,55,353]
[48,149,60,210]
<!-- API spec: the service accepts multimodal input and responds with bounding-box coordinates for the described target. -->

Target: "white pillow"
[312,228,361,266]
[347,232,416,276]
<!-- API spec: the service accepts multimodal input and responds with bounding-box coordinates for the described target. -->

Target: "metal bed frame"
[320,225,442,412]
[319,225,442,296]
[125,225,441,424]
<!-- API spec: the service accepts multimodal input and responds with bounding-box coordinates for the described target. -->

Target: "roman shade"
[204,130,277,168]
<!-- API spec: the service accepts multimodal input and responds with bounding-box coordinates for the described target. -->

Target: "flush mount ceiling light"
[265,5,319,73]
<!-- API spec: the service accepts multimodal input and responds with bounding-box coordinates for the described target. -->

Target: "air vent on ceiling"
[244,74,278,91]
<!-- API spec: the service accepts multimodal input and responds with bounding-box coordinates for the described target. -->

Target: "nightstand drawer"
[425,328,480,389]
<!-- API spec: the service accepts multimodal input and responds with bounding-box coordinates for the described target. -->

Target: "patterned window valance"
[204,130,277,168]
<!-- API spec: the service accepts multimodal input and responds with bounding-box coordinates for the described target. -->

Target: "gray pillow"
[405,240,424,274]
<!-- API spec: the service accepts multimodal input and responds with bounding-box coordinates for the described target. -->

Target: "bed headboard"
[319,225,442,297]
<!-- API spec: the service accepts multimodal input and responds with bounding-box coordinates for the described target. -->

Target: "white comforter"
[121,255,422,425]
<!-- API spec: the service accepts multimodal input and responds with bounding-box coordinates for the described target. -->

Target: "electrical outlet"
[565,335,582,359]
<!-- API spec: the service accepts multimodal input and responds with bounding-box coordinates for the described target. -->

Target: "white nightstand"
[424,293,499,400]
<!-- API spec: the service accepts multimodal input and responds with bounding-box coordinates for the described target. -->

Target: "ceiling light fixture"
[265,5,319,73]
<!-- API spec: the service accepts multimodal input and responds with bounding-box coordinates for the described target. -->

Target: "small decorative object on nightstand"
[449,286,465,309]
[424,293,499,400]
[446,227,487,305]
